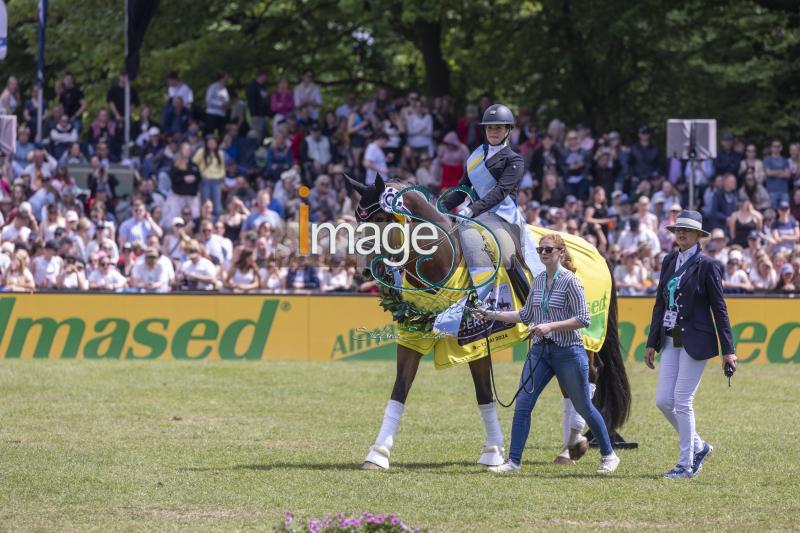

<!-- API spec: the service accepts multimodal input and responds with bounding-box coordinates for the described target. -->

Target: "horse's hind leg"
[362,346,422,470]
[468,356,505,466]
[554,354,598,464]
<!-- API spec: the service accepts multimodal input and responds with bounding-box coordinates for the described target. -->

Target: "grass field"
[0,360,798,532]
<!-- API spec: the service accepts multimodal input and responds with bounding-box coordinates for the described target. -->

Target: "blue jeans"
[509,342,613,464]
[201,179,223,218]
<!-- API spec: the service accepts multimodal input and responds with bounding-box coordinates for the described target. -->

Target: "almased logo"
[0,297,279,360]
[582,291,609,347]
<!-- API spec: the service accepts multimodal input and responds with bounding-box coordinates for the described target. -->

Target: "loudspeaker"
[666,119,717,160]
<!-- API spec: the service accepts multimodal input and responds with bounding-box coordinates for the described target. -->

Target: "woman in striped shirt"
[477,233,621,474]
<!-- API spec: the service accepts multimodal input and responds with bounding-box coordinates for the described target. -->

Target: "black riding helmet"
[480,103,515,146]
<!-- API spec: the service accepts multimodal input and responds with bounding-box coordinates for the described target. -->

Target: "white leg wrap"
[364,444,391,470]
[478,402,505,466]
[365,400,404,469]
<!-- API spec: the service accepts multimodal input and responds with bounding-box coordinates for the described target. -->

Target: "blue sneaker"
[692,442,713,475]
[662,465,695,478]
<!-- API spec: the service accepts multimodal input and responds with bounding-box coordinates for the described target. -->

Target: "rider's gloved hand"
[457,207,473,218]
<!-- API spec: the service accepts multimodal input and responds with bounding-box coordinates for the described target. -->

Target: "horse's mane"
[376,181,459,289]
[382,181,454,231]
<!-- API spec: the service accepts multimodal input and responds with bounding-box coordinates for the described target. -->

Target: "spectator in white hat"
[162,217,189,263]
[706,228,729,264]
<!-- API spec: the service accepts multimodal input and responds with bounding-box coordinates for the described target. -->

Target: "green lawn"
[0,360,798,531]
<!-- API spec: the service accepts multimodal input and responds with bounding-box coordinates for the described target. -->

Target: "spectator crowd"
[0,69,798,295]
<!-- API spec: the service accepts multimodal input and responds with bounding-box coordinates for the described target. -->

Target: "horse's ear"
[374,173,386,194]
[345,174,368,194]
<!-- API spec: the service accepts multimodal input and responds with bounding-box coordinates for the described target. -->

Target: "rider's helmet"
[480,104,515,146]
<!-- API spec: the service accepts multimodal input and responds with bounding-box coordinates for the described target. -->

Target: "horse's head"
[346,173,457,287]
[347,173,395,224]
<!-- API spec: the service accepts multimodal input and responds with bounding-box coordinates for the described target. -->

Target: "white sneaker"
[488,461,520,474]
[597,452,620,474]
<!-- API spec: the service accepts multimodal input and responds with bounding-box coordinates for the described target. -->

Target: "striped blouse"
[519,268,591,347]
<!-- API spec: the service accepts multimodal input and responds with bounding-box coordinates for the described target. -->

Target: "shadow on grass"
[177,461,658,479]
[178,462,478,472]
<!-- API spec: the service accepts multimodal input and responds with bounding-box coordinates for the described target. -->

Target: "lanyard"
[666,274,683,309]
[541,268,562,318]
[665,246,699,310]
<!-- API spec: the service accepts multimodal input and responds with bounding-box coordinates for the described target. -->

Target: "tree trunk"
[412,20,451,97]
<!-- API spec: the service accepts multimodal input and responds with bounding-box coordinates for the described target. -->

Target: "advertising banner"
[0,294,796,364]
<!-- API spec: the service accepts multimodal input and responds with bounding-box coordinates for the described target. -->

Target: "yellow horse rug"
[393,226,612,369]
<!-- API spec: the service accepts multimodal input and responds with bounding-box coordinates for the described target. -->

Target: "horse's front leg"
[468,355,505,466]
[554,352,598,464]
[362,346,422,470]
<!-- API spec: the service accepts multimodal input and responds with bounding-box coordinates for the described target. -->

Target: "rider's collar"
[486,143,505,159]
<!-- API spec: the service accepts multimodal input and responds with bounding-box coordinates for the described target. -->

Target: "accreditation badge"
[663,310,677,328]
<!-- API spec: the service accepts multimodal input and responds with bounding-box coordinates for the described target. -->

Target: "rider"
[436,103,542,335]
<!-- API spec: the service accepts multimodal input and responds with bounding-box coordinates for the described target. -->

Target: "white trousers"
[655,336,707,468]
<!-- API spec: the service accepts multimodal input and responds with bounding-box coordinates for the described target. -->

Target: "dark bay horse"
[348,175,631,470]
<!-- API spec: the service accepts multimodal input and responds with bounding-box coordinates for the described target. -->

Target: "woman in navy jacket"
[645,210,737,478]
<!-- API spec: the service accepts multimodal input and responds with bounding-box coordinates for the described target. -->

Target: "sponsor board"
[0,295,796,363]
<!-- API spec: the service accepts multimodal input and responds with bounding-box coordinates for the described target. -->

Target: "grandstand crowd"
[0,70,798,294]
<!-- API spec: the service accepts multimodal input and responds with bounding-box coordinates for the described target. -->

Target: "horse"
[348,174,631,470]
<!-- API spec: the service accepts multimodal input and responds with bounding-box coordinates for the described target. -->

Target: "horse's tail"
[593,259,632,433]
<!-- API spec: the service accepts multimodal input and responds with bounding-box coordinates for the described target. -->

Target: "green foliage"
[2,0,799,138]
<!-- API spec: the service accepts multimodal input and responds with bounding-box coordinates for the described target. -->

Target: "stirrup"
[364,444,391,470]
[477,444,505,466]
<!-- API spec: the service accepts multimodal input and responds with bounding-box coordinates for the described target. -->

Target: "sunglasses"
[536,246,562,255]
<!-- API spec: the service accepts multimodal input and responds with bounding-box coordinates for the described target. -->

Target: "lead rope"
[484,315,541,408]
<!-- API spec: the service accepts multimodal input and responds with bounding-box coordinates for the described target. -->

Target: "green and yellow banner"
[529,226,611,353]
[0,294,796,363]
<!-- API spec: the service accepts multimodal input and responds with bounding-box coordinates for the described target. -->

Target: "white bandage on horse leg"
[562,398,574,447]
[375,399,405,449]
[478,401,503,447]
[567,383,596,445]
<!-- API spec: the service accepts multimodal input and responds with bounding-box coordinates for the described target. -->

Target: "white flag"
[0,0,7,61]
